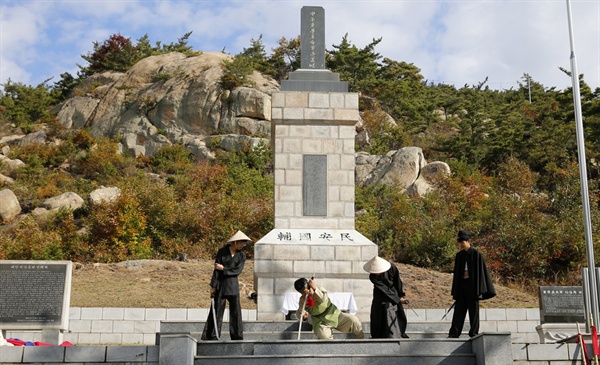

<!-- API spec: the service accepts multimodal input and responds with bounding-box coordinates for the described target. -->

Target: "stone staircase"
[158,321,512,365]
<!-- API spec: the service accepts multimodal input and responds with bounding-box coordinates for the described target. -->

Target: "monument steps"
[196,338,473,356]
[199,331,451,340]
[161,320,452,333]
[161,320,458,341]
[159,321,486,365]
[194,353,476,365]
[194,338,476,365]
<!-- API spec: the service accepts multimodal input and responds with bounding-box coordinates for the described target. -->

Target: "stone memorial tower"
[254,6,377,321]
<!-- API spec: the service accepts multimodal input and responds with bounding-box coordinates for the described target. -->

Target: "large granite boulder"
[0,154,25,171]
[89,186,121,205]
[362,147,426,190]
[43,192,85,211]
[356,147,451,196]
[0,173,14,184]
[0,189,21,222]
[406,161,451,197]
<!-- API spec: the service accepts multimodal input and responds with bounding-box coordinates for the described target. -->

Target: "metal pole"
[584,268,592,332]
[566,0,599,328]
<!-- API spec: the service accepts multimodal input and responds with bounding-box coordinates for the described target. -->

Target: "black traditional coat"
[369,264,406,338]
[451,247,496,301]
[201,243,246,341]
[210,245,246,296]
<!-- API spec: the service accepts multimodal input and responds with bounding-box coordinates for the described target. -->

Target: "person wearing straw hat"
[294,277,364,340]
[448,230,496,338]
[363,256,409,338]
[201,230,251,341]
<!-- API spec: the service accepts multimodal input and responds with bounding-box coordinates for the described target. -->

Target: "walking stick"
[404,300,419,317]
[441,301,456,320]
[297,293,308,340]
[210,296,219,340]
[297,275,314,340]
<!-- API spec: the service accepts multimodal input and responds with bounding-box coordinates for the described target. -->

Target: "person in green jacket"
[294,277,364,340]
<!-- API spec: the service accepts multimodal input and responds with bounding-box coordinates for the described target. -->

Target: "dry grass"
[70,260,539,309]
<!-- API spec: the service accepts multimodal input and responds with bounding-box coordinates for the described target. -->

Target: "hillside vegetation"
[2,32,600,297]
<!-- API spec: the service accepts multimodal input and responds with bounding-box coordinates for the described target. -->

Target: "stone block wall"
[2,307,542,345]
[0,345,158,364]
[271,91,359,230]
[4,307,257,345]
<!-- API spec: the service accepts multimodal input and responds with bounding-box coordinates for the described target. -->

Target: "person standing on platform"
[448,230,496,338]
[363,256,410,338]
[294,277,364,340]
[201,230,251,341]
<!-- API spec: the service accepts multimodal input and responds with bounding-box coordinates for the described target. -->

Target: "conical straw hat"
[227,230,252,243]
[363,256,391,274]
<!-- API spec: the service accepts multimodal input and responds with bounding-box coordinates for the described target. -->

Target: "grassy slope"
[71,259,538,309]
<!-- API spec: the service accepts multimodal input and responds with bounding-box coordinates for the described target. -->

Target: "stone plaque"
[539,286,585,323]
[303,154,327,216]
[0,260,72,330]
[301,6,325,69]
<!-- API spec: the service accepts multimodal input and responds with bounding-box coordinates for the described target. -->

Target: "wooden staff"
[577,322,588,365]
[297,293,308,340]
[297,275,314,340]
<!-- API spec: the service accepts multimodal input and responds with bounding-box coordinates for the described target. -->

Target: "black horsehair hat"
[457,230,472,242]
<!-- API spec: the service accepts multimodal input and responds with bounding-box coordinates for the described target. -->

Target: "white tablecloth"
[281,291,358,315]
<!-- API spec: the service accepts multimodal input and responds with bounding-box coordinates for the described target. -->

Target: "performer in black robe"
[364,256,409,338]
[448,230,496,338]
[201,230,250,341]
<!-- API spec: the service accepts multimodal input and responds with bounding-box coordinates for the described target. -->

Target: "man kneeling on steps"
[294,277,364,340]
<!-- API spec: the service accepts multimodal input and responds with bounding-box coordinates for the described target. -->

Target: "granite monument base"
[254,229,377,322]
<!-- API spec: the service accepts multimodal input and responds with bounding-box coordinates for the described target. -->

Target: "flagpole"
[566,0,599,330]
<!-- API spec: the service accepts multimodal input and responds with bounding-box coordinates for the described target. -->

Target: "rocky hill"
[1,52,453,224]
[55,52,278,159]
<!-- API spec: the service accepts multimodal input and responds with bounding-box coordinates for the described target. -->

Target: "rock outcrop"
[55,52,278,158]
[356,147,450,194]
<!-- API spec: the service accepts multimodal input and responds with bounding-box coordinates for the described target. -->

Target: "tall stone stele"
[254,6,377,321]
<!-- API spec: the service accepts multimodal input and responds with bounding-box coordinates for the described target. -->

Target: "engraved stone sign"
[301,6,325,69]
[303,154,327,216]
[280,6,348,92]
[539,286,585,323]
[0,260,72,331]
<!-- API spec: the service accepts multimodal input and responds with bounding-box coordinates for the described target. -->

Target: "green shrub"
[150,144,195,175]
[220,55,255,91]
[86,192,152,262]
[0,217,64,260]
[75,137,126,183]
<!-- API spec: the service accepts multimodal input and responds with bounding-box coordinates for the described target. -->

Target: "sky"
[1,0,599,92]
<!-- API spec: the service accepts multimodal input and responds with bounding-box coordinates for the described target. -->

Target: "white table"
[281,291,358,315]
